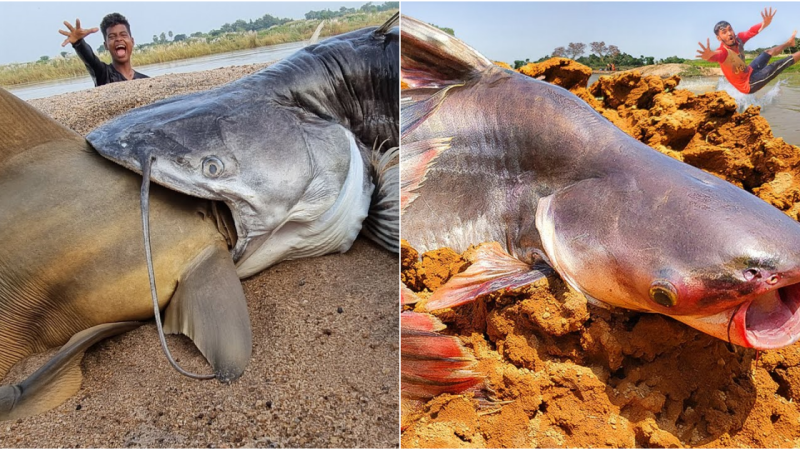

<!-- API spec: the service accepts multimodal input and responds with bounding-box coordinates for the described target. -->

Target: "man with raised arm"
[59,13,148,87]
[697,7,799,94]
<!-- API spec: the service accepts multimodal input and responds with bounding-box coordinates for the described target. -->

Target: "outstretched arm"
[58,18,99,47]
[59,19,106,86]
[760,7,776,31]
[697,38,722,62]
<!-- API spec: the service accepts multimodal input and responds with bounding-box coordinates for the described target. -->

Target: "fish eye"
[202,156,224,178]
[649,280,678,308]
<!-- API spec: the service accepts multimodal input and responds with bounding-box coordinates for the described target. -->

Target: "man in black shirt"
[59,13,148,87]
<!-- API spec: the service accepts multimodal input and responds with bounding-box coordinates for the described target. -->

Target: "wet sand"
[1,65,399,448]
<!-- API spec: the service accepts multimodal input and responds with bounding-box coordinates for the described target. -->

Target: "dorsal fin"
[376,12,399,35]
[401,15,492,89]
[0,88,81,162]
[308,20,325,45]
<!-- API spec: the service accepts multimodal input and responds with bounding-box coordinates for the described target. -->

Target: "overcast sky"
[401,2,800,63]
[1,2,374,65]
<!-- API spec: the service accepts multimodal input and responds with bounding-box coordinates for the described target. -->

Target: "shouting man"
[697,7,799,94]
[59,13,148,87]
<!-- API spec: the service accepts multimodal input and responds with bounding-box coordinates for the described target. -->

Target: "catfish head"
[537,146,800,350]
[88,89,372,278]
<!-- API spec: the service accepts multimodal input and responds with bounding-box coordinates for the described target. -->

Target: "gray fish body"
[88,22,399,277]
[404,70,617,261]
[401,16,800,350]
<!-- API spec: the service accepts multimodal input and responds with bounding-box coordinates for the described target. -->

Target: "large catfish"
[400,13,800,363]
[88,14,400,279]
[0,87,250,420]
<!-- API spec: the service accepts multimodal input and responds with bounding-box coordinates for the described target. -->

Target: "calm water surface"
[7,41,306,100]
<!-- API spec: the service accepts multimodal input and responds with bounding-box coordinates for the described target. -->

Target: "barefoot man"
[697,7,799,94]
[59,13,148,87]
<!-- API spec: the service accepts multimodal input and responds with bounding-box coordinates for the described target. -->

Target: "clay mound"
[518,58,592,93]
[402,59,800,447]
[402,241,800,448]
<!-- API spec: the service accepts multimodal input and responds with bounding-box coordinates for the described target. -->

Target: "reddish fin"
[426,242,552,311]
[400,137,452,212]
[401,310,445,332]
[402,284,422,305]
[400,15,492,89]
[400,311,485,400]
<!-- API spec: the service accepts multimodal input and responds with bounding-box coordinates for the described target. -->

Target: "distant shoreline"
[0,10,396,88]
[593,63,723,78]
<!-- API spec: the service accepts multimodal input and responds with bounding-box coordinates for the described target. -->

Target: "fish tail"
[362,142,399,252]
[400,15,492,89]
[0,322,140,421]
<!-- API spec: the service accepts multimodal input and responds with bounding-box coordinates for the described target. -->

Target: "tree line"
[305,2,399,20]
[105,1,398,53]
[514,41,686,70]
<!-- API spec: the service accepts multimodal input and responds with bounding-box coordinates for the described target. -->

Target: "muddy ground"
[1,65,399,447]
[401,59,800,448]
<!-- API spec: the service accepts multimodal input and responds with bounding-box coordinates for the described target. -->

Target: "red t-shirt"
[708,23,763,93]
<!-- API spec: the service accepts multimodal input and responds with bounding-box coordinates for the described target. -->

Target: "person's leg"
[748,51,772,72]
[766,30,797,56]
[749,55,796,93]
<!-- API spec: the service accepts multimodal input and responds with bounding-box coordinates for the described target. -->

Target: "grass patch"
[685,56,800,73]
[678,65,705,77]
[0,10,396,87]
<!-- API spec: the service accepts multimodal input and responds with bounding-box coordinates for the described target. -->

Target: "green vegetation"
[684,56,800,73]
[429,24,455,36]
[0,4,397,87]
[305,2,398,20]
[677,65,705,77]
[515,40,691,71]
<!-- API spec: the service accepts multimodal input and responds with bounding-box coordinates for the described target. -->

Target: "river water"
[6,41,306,101]
[589,72,800,146]
[9,54,800,147]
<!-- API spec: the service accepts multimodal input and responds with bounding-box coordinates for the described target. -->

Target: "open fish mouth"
[736,282,800,349]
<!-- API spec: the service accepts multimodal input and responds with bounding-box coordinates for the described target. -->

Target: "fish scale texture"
[401,58,800,448]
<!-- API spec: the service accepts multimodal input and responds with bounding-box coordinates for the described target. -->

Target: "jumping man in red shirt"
[697,7,799,94]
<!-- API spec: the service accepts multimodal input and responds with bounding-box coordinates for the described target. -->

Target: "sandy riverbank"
[1,65,399,448]
[623,63,722,78]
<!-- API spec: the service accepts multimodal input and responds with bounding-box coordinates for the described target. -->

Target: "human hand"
[59,19,99,47]
[761,7,776,29]
[696,38,716,61]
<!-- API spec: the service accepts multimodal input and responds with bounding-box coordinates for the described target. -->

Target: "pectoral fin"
[0,321,141,421]
[164,243,252,383]
[401,84,462,136]
[425,242,553,311]
[400,137,452,212]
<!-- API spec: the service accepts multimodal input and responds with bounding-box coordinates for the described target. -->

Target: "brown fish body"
[0,88,249,420]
